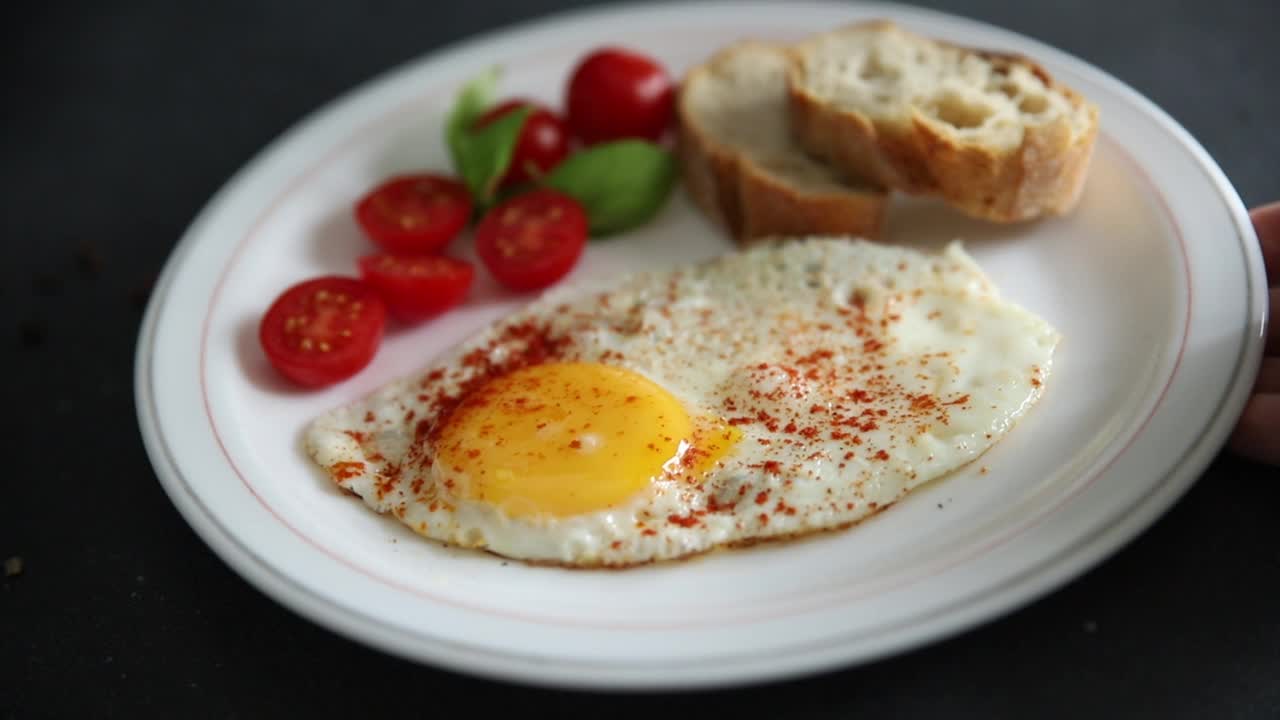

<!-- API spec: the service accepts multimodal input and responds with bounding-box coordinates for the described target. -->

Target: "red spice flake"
[444,477,456,490]
[831,430,849,441]
[848,389,872,403]
[331,461,365,480]
[344,430,367,443]
[465,448,481,459]
[809,404,827,414]
[410,477,425,495]
[414,419,432,443]
[796,349,834,365]
[762,460,781,474]
[873,449,890,461]
[943,394,971,406]
[757,438,772,446]
[798,426,820,439]
[611,540,622,549]
[869,502,879,509]
[909,394,938,411]
[403,409,416,423]
[683,446,709,466]
[706,496,734,513]
[375,474,399,500]
[428,501,439,512]
[843,451,855,460]
[667,514,699,528]
[864,339,884,353]
[362,411,377,424]
[758,513,770,526]
[783,421,798,434]
[846,502,855,510]
[877,409,888,417]
[641,528,657,537]
[774,500,797,516]
[1030,377,1043,387]
[728,416,754,426]
[859,420,879,432]
[569,439,582,450]
[755,490,771,505]
[852,436,863,445]
[980,466,990,475]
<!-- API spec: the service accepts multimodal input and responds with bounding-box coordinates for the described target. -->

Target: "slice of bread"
[787,20,1099,223]
[677,40,888,244]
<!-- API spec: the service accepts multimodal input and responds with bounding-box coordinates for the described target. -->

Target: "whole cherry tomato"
[474,99,571,188]
[565,47,675,145]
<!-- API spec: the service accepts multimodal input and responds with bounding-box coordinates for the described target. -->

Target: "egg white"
[306,237,1059,567]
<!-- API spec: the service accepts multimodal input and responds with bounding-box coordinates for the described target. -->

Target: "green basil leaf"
[458,106,530,204]
[542,140,678,237]
[443,68,529,206]
[445,67,499,170]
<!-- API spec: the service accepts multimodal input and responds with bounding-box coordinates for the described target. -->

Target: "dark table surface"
[5,0,1279,716]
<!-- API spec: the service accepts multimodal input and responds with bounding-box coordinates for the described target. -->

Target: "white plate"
[135,0,1267,691]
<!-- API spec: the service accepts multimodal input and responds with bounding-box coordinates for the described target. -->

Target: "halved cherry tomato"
[259,276,387,388]
[354,174,472,254]
[474,189,588,292]
[474,99,570,188]
[357,253,475,324]
[566,48,675,145]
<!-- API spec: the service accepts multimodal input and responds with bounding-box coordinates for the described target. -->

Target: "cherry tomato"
[474,189,588,292]
[357,253,475,324]
[474,99,571,188]
[259,276,387,388]
[566,48,675,145]
[354,174,472,255]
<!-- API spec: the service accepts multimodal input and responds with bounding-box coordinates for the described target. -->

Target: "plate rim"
[134,0,1268,690]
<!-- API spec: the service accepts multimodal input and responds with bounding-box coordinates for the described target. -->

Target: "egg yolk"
[434,362,736,518]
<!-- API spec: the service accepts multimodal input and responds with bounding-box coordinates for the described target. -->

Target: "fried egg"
[306,237,1059,567]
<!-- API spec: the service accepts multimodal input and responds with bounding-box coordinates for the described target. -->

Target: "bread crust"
[676,41,887,244]
[786,23,1100,223]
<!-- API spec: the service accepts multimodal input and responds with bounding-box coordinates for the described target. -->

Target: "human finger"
[1228,392,1280,467]
[1250,201,1280,286]
[1253,357,1280,394]
[1270,288,1280,355]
